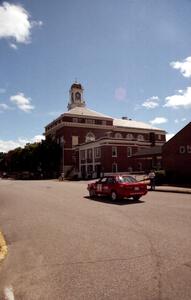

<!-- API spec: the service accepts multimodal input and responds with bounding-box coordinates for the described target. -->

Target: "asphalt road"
[0,179,191,300]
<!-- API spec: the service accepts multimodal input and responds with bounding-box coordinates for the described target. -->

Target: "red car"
[87,175,147,201]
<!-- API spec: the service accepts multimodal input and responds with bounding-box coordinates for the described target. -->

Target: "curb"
[149,187,191,195]
[0,231,8,262]
[155,189,191,195]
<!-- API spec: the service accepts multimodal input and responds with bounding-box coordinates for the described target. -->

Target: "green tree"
[0,139,62,179]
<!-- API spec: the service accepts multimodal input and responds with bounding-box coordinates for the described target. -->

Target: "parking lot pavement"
[0,179,191,299]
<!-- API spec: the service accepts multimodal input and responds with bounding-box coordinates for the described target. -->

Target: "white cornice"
[45,121,166,135]
[75,138,161,150]
[45,122,114,133]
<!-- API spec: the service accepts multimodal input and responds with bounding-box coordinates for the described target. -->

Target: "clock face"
[75,92,81,100]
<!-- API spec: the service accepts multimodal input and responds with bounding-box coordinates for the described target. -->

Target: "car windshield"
[118,176,137,183]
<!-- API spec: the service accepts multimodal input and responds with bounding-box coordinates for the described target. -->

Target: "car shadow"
[84,196,145,205]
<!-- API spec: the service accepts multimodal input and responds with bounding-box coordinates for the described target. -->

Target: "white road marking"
[4,286,15,300]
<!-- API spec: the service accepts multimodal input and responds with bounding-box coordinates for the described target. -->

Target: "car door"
[103,177,116,196]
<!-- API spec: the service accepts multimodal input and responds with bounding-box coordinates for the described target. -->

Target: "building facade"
[162,122,191,182]
[45,83,166,178]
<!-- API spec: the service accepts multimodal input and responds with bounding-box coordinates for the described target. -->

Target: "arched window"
[75,92,81,100]
[85,132,95,142]
[138,134,144,141]
[115,132,122,139]
[126,133,133,140]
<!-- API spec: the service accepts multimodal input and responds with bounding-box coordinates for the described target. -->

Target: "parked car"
[87,175,148,201]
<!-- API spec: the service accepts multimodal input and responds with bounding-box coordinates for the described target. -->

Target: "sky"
[0,0,191,152]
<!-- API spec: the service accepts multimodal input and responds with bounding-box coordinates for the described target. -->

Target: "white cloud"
[10,93,34,112]
[181,118,187,122]
[164,86,191,108]
[0,103,13,113]
[0,135,45,153]
[31,135,45,143]
[149,117,168,125]
[174,118,187,124]
[170,56,191,78]
[142,96,159,109]
[9,43,18,50]
[166,133,175,141]
[0,103,9,110]
[0,2,42,45]
[114,87,127,101]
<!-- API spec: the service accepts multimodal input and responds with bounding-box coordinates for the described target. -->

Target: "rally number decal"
[97,184,102,192]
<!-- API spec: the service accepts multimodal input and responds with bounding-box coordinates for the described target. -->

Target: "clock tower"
[67,82,86,110]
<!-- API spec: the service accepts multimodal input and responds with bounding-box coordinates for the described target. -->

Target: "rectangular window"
[95,120,102,125]
[72,118,78,123]
[86,119,95,124]
[112,146,117,157]
[102,120,106,125]
[72,136,79,146]
[95,147,101,158]
[127,147,132,157]
[80,150,85,160]
[112,163,117,173]
[87,149,92,159]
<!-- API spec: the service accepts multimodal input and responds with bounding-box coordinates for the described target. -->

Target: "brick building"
[130,146,162,172]
[162,122,191,182]
[45,82,166,178]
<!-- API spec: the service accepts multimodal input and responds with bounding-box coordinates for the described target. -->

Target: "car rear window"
[118,176,137,183]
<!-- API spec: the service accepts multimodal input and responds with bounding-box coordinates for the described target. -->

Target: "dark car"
[87,174,147,201]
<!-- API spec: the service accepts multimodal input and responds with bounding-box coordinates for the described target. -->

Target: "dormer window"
[126,133,133,140]
[115,133,122,139]
[138,134,144,141]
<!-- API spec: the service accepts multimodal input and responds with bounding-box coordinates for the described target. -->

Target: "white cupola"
[67,82,86,110]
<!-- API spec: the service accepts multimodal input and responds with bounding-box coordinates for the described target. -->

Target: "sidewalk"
[148,185,191,195]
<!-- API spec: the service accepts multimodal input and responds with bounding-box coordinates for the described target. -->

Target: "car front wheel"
[133,196,141,201]
[111,191,118,201]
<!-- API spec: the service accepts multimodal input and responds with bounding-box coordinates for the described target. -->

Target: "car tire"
[133,196,141,201]
[89,189,95,198]
[111,191,118,201]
